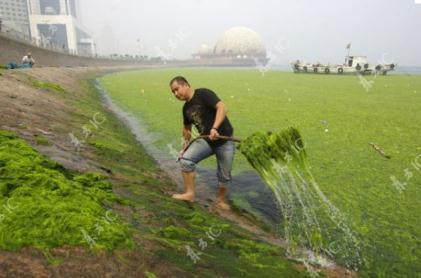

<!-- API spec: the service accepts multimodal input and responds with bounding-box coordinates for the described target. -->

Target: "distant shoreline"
[268,64,421,75]
[182,65,421,75]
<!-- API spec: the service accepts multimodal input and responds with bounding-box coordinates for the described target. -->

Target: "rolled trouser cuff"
[217,175,232,188]
[179,158,196,172]
[218,181,231,188]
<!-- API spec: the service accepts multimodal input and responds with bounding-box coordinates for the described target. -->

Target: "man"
[169,76,235,210]
[22,52,35,67]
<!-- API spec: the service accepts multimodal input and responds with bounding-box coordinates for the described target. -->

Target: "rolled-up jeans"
[179,139,235,188]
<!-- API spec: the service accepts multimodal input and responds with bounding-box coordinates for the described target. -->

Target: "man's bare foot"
[172,192,195,202]
[215,201,231,211]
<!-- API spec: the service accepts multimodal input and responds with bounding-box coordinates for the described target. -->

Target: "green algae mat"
[0,130,133,251]
[0,127,307,277]
[101,69,421,277]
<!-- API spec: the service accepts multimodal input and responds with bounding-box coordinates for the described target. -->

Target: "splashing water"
[237,128,363,272]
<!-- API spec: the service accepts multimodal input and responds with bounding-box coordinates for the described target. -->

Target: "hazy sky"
[79,0,421,66]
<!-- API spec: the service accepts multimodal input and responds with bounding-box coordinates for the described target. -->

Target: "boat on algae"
[291,44,396,75]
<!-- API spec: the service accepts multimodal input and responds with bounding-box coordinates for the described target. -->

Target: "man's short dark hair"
[169,76,190,87]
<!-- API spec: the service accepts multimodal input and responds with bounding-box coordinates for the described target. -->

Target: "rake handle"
[197,135,242,142]
[180,135,242,155]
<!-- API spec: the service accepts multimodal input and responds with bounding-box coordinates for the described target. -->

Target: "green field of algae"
[101,68,421,276]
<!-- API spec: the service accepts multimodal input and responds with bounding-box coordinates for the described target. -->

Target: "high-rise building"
[27,0,95,56]
[0,0,31,38]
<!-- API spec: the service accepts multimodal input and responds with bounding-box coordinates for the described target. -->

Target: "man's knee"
[179,158,196,172]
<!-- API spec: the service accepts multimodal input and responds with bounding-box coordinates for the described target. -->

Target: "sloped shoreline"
[0,67,354,277]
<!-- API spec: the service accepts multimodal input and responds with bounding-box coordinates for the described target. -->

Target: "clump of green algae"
[0,130,133,251]
[32,80,66,93]
[237,127,363,270]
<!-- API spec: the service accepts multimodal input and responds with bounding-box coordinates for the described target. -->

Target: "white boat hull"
[291,54,396,75]
[291,64,395,75]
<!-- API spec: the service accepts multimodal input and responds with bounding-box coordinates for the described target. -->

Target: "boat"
[291,45,396,75]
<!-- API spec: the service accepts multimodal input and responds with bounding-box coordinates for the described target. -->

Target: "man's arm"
[181,124,192,151]
[209,101,228,140]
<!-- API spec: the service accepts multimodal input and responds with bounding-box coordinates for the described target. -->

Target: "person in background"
[22,52,35,67]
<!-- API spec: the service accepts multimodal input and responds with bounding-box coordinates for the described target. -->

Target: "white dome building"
[192,26,269,66]
[198,44,212,57]
[213,27,267,58]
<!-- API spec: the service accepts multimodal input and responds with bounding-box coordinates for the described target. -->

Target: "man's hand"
[177,149,185,160]
[209,128,220,141]
[178,140,189,159]
[178,125,192,160]
[210,102,227,141]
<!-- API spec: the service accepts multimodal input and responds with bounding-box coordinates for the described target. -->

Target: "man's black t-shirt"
[183,88,233,147]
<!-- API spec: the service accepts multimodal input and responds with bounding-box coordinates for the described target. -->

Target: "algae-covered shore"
[101,68,421,277]
[0,67,354,277]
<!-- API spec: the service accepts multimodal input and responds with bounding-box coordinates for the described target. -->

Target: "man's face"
[170,81,189,101]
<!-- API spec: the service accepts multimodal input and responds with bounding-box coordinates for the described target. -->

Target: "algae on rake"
[237,127,363,270]
[0,130,133,251]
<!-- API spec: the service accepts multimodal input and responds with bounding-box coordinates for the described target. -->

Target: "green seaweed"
[0,130,134,252]
[87,141,108,151]
[237,127,362,270]
[144,270,158,278]
[237,127,308,174]
[160,225,192,240]
[185,211,207,225]
[32,80,66,93]
[34,134,50,146]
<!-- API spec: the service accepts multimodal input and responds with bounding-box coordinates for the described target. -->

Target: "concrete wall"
[0,34,153,67]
